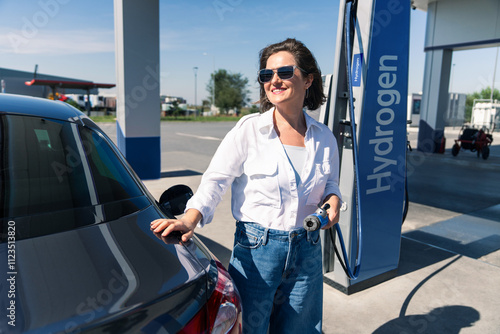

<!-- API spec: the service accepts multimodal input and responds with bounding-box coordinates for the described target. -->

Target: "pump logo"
[357,10,408,201]
[352,53,363,87]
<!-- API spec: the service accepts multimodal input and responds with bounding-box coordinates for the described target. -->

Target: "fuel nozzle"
[303,203,330,231]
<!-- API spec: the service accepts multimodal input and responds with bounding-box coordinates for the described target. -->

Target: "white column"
[114,0,160,179]
[417,48,452,152]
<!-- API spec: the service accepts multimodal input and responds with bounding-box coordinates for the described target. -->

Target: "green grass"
[89,115,116,122]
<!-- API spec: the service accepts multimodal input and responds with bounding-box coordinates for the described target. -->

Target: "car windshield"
[0,114,149,241]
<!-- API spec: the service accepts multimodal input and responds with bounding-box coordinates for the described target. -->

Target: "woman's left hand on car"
[150,209,202,242]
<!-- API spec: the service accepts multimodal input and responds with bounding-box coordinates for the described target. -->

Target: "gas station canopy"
[25,78,115,90]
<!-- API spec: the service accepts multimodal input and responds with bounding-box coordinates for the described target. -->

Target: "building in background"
[408,92,466,128]
[0,67,115,114]
[408,93,422,127]
[1,67,96,97]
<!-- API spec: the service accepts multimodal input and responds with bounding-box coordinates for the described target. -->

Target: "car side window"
[0,114,148,240]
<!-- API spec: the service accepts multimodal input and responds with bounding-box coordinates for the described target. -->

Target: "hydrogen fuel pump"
[318,0,410,294]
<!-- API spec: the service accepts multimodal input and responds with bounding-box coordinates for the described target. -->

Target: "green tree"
[465,87,500,121]
[207,69,250,114]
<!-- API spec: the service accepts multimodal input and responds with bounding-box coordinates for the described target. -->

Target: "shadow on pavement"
[378,250,481,333]
[372,305,480,334]
[403,231,500,261]
[397,237,456,276]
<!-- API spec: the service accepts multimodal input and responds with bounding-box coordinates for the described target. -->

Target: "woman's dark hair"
[258,38,326,112]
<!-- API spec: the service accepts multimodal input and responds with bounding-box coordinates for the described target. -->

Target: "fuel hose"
[330,0,362,280]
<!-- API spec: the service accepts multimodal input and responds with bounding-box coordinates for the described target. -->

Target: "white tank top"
[283,145,307,185]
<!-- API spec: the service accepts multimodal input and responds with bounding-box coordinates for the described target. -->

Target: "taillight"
[208,261,241,333]
[180,260,241,334]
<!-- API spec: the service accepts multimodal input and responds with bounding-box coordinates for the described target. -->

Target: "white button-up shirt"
[186,109,341,231]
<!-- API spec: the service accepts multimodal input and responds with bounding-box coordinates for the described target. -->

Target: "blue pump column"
[114,0,160,180]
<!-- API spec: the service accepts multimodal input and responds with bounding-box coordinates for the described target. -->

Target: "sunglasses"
[258,65,304,83]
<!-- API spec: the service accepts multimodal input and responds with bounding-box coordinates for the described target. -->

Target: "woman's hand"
[150,209,202,242]
[321,194,341,230]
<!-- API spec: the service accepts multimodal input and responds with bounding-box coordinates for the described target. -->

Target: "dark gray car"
[0,93,242,333]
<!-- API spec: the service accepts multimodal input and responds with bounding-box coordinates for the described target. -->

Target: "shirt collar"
[257,108,275,135]
[304,111,324,132]
[257,108,324,135]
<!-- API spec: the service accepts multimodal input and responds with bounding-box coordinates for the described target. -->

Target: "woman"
[150,38,341,333]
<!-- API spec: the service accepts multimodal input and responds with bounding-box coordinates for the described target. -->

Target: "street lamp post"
[193,66,198,117]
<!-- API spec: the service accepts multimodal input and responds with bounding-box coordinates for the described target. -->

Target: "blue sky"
[1,0,499,105]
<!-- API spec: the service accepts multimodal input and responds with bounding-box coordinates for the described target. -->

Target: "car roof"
[0,93,87,123]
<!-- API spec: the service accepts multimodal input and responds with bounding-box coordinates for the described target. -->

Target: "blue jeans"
[228,221,323,334]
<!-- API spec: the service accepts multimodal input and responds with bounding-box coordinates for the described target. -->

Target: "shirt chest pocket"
[243,159,281,209]
[306,161,331,206]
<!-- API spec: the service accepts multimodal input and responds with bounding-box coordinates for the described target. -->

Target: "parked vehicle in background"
[0,93,242,333]
[66,94,117,112]
[451,125,494,160]
[161,96,187,116]
[471,99,500,131]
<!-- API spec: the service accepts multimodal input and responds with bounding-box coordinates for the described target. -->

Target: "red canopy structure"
[25,79,115,114]
[25,78,115,90]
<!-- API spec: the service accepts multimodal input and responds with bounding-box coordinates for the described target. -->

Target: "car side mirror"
[159,185,194,216]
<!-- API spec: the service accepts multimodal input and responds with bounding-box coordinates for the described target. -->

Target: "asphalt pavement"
[100,121,500,333]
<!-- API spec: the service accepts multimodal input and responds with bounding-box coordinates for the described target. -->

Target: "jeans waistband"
[236,221,319,245]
